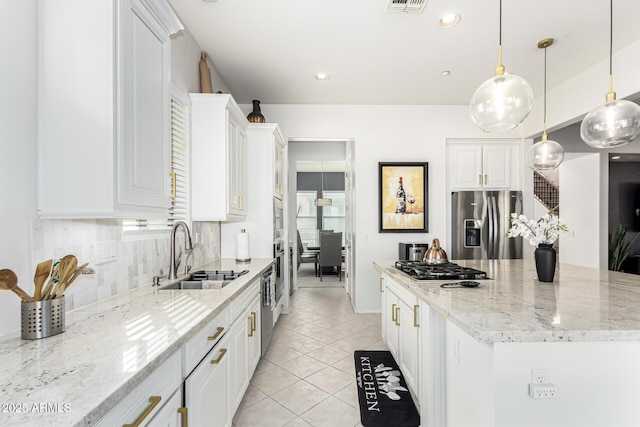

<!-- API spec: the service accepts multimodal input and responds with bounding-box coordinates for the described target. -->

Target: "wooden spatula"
[33,259,53,301]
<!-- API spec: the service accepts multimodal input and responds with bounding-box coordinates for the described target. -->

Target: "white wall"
[261,104,521,312]
[559,153,607,269]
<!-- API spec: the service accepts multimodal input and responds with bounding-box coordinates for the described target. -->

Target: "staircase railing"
[533,171,559,214]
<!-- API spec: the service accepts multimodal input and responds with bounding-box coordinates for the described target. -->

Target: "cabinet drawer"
[230,279,260,321]
[183,306,231,377]
[95,350,182,427]
[387,278,418,306]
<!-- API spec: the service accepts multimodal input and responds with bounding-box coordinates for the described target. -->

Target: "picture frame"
[378,162,428,233]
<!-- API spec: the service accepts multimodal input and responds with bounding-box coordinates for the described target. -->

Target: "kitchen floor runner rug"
[353,350,420,427]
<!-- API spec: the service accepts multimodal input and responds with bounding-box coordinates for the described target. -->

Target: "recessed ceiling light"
[438,14,461,29]
[315,73,330,82]
[441,70,451,77]
[612,155,621,160]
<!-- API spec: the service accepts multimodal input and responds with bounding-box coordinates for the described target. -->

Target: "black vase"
[534,243,556,282]
[247,100,266,123]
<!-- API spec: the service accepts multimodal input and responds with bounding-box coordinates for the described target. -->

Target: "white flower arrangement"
[507,212,568,247]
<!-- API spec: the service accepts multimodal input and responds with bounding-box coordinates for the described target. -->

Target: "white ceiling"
[168,0,640,105]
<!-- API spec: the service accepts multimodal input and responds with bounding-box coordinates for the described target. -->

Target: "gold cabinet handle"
[248,315,254,337]
[239,195,244,210]
[178,407,188,427]
[251,311,257,333]
[211,348,228,364]
[391,303,397,323]
[484,174,488,185]
[123,396,161,427]
[395,306,400,326]
[207,327,224,342]
[413,305,420,328]
[170,171,177,199]
[479,174,482,185]
[380,277,384,293]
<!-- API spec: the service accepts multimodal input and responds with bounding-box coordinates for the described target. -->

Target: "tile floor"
[232,285,385,427]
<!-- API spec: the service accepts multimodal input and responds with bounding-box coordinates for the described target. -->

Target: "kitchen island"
[374,259,640,427]
[0,258,273,426]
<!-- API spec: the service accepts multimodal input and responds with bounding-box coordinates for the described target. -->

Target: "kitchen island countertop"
[0,258,273,426]
[374,259,640,343]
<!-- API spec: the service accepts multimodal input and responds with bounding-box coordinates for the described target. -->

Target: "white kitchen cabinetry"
[184,333,231,427]
[381,274,420,399]
[148,389,183,427]
[449,142,518,190]
[38,0,181,218]
[191,94,249,221]
[248,293,262,373]
[95,350,182,426]
[274,131,285,199]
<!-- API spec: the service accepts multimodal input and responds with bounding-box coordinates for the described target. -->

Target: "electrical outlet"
[531,369,548,384]
[529,383,557,399]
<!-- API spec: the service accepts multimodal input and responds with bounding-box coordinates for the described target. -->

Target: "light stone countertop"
[374,259,640,344]
[0,258,273,427]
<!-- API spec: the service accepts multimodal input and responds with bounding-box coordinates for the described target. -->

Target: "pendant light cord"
[608,0,614,94]
[543,46,547,128]
[499,0,502,46]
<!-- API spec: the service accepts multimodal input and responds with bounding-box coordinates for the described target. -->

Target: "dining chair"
[297,230,318,276]
[318,232,342,281]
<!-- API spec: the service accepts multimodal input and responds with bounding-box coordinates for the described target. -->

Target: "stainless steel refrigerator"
[451,191,523,260]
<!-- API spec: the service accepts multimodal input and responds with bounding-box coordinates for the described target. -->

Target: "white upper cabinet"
[190,94,249,221]
[448,142,519,190]
[37,0,182,218]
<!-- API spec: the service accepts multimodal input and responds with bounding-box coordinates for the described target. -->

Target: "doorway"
[287,139,356,308]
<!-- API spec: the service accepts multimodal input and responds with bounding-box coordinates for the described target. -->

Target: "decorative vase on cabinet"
[534,243,556,282]
[247,100,266,123]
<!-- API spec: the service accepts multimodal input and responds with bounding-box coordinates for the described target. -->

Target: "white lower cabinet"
[95,351,182,426]
[184,333,231,427]
[248,294,262,374]
[381,274,420,402]
[148,388,184,427]
[228,306,250,416]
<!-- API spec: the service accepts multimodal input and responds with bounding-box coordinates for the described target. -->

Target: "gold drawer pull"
[479,174,482,185]
[380,277,384,293]
[484,174,488,185]
[391,303,397,323]
[211,348,227,364]
[123,396,161,427]
[413,305,420,328]
[248,315,254,337]
[178,407,188,427]
[395,306,400,326]
[207,327,224,342]
[251,311,257,333]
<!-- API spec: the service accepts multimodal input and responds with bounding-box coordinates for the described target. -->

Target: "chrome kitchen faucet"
[168,221,195,280]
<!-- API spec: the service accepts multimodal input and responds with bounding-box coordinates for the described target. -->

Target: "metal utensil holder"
[21,297,65,340]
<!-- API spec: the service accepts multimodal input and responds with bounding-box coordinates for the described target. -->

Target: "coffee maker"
[399,243,429,261]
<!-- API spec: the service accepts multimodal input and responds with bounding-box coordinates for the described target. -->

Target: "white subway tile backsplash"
[30,219,220,311]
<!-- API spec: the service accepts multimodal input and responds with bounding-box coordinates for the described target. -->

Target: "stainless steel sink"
[158,269,248,290]
[159,280,230,290]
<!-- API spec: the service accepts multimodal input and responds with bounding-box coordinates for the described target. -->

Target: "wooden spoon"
[33,259,53,301]
[54,262,88,298]
[42,255,74,300]
[49,256,77,300]
[0,269,35,302]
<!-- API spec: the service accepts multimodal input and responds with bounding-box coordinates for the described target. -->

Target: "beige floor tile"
[332,354,356,375]
[252,365,300,395]
[281,354,328,379]
[285,335,326,354]
[313,328,351,344]
[300,396,360,427]
[363,339,388,351]
[309,316,348,329]
[304,365,355,394]
[307,345,351,365]
[331,336,369,354]
[334,382,360,409]
[273,327,305,344]
[233,397,297,427]
[264,341,305,365]
[271,380,330,415]
[284,418,313,426]
[236,385,268,412]
[255,358,278,374]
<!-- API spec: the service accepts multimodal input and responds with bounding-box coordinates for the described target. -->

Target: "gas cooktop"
[394,260,488,280]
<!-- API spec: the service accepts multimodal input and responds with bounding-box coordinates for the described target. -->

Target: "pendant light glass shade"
[580,99,640,148]
[580,0,640,148]
[470,72,534,132]
[527,38,564,171]
[526,137,564,171]
[469,0,533,132]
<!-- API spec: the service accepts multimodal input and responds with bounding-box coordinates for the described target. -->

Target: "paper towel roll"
[236,229,251,262]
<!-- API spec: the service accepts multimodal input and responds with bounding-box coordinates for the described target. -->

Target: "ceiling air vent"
[386,0,428,14]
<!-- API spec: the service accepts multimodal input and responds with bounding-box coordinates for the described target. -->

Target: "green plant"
[609,225,638,271]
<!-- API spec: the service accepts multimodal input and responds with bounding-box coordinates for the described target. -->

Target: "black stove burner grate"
[394,260,487,280]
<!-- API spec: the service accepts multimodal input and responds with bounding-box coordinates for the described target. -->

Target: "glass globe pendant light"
[526,38,564,171]
[580,0,640,148]
[469,0,533,132]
